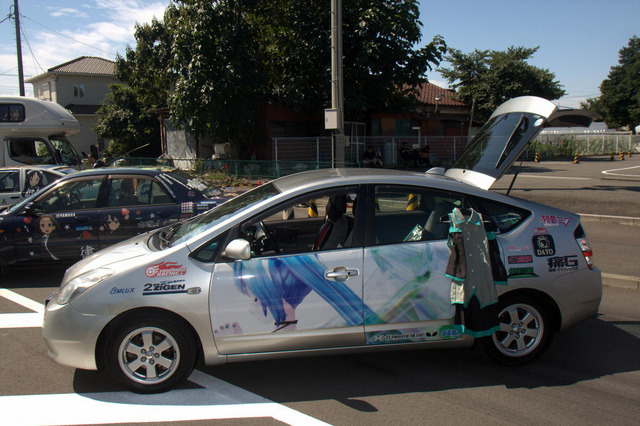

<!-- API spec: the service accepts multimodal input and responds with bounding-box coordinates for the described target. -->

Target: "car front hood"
[63,233,151,282]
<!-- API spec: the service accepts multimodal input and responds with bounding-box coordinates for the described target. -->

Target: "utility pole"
[12,0,25,96]
[330,0,345,167]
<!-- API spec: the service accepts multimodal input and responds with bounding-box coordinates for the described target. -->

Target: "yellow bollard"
[619,150,625,161]
[535,152,540,163]
[573,154,580,164]
[308,199,318,217]
[406,193,418,211]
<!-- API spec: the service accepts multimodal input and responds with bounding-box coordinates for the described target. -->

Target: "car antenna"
[105,143,151,166]
[505,156,525,196]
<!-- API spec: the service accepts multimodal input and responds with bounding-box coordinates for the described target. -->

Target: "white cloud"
[47,7,90,18]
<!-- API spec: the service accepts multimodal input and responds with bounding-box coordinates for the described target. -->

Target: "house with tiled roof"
[26,56,116,156]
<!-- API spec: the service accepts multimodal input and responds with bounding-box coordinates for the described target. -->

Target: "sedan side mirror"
[222,238,251,260]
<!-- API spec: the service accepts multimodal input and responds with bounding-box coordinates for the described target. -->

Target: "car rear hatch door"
[444,96,598,190]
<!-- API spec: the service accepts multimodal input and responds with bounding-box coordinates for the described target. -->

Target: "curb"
[602,273,640,291]
[578,213,640,226]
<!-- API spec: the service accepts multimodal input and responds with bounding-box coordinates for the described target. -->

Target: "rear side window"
[0,104,25,122]
[471,197,531,233]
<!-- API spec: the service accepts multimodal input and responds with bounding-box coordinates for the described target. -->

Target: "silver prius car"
[42,97,602,393]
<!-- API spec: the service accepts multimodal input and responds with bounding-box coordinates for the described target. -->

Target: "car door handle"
[324,266,359,281]
[9,195,19,199]
[76,216,90,223]
[158,211,171,218]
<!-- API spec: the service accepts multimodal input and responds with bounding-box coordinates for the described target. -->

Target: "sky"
[0,0,638,108]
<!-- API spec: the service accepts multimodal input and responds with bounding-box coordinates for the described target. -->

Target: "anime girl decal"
[22,170,44,198]
[37,214,60,260]
[233,254,379,332]
[100,209,130,233]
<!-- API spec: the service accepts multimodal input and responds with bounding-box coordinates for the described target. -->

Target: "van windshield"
[49,136,81,166]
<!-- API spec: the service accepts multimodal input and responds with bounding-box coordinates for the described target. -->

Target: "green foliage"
[582,36,640,132]
[439,46,565,123]
[99,0,445,150]
[94,84,161,156]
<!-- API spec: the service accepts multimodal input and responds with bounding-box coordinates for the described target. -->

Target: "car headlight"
[56,268,114,305]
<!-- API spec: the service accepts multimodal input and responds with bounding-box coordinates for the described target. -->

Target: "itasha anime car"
[42,97,602,393]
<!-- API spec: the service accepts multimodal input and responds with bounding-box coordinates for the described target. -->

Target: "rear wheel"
[104,313,196,393]
[483,296,553,365]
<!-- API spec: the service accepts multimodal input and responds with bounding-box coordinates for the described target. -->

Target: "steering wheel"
[257,220,281,255]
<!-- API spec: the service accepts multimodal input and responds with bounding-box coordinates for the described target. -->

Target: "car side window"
[240,188,359,257]
[470,196,531,233]
[8,139,55,165]
[34,178,103,212]
[0,170,19,192]
[373,186,463,245]
[108,177,174,207]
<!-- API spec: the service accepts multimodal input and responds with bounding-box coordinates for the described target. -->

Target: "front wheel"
[104,313,197,393]
[482,296,553,365]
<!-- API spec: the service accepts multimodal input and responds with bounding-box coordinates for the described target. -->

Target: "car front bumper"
[42,295,114,371]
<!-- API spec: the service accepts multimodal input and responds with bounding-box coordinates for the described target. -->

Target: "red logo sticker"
[145,261,187,277]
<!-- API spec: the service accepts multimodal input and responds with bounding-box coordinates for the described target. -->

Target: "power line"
[21,14,116,57]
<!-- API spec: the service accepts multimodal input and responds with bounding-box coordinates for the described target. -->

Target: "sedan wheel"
[105,313,196,393]
[483,297,552,365]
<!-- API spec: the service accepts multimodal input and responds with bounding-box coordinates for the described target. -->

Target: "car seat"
[312,195,350,250]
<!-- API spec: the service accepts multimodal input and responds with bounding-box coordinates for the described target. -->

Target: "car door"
[98,175,179,250]
[12,176,104,265]
[361,185,468,344]
[209,186,366,354]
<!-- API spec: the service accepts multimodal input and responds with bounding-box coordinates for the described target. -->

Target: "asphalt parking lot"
[492,154,640,289]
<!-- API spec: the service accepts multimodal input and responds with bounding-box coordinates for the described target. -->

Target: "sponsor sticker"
[547,255,579,272]
[508,267,538,278]
[143,279,187,295]
[507,244,531,252]
[110,287,134,294]
[145,261,187,277]
[532,234,556,257]
[540,215,571,227]
[534,227,548,235]
[508,255,533,264]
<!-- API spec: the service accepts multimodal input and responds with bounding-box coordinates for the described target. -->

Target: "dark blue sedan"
[0,167,227,272]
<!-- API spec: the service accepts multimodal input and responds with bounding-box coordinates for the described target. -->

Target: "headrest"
[327,195,347,221]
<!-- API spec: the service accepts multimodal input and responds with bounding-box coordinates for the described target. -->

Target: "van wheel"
[482,296,553,365]
[104,313,196,393]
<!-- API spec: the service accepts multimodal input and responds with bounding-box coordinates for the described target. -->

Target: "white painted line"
[517,174,592,181]
[0,288,44,313]
[0,369,329,426]
[601,164,640,177]
[0,312,43,328]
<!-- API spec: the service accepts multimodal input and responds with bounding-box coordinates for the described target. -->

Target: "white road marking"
[0,312,43,328]
[0,288,45,313]
[602,164,640,177]
[0,292,328,425]
[516,174,592,180]
[0,369,328,426]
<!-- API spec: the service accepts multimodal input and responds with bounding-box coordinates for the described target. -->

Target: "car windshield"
[158,182,280,248]
[162,169,223,198]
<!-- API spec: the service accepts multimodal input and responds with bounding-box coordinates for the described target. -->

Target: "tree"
[100,0,445,151]
[439,46,566,122]
[95,19,172,155]
[582,36,640,132]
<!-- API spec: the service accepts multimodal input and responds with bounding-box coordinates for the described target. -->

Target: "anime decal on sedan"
[37,214,60,260]
[221,242,457,343]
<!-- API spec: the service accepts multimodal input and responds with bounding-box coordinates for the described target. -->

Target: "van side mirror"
[222,239,251,260]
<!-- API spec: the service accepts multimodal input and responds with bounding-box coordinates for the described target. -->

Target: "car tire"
[104,312,197,393]
[482,296,553,366]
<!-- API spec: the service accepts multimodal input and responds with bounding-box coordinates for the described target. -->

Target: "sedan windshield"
[159,182,280,248]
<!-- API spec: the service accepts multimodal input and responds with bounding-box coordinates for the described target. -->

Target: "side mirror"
[222,238,251,260]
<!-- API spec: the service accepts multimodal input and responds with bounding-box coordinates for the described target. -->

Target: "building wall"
[53,74,115,106]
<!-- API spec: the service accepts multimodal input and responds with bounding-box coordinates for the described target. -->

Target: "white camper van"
[0,97,83,168]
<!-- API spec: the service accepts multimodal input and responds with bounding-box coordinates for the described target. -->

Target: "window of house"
[73,84,85,98]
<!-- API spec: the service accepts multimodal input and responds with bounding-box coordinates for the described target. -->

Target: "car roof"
[271,167,486,197]
[62,166,177,179]
[0,165,74,175]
